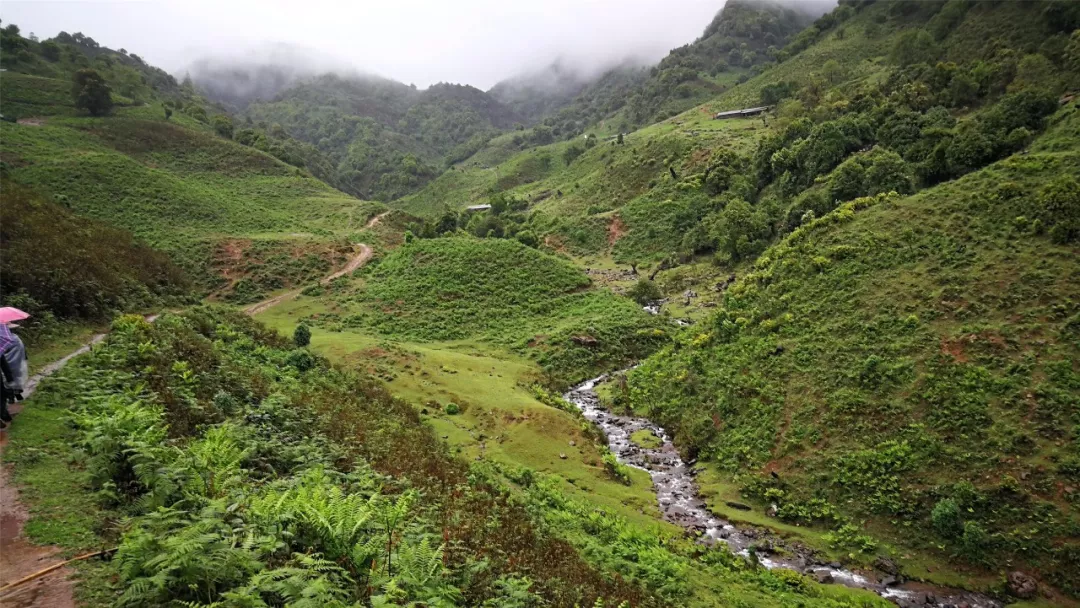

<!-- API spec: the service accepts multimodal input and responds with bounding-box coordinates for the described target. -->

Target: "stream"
[564,373,1002,608]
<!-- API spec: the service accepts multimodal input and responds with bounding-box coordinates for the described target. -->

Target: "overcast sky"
[1,0,734,89]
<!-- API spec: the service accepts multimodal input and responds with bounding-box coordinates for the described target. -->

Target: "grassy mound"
[355,238,588,338]
[306,237,666,383]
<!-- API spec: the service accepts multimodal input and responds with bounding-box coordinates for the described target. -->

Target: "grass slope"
[0,93,380,298]
[624,110,1080,597]
[296,237,666,383]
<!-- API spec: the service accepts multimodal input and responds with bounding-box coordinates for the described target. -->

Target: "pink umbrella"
[0,307,30,324]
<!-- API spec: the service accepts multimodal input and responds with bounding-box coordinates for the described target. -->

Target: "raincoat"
[0,323,28,393]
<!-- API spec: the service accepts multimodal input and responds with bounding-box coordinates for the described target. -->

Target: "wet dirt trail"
[0,315,161,607]
[243,243,373,316]
[243,209,388,317]
[565,372,1002,608]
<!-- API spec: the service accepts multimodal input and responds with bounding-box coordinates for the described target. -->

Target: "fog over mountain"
[0,0,786,90]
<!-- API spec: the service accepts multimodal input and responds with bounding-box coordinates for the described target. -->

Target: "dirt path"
[1,345,106,608]
[0,315,161,607]
[365,210,391,229]
[243,243,373,316]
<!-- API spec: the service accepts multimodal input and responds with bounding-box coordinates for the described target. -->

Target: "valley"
[1,1,1078,607]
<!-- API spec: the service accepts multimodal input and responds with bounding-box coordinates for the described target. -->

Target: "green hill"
[238,76,521,201]
[0,28,382,306]
[297,237,665,383]
[598,0,1080,599]
[0,180,190,339]
[390,0,1080,598]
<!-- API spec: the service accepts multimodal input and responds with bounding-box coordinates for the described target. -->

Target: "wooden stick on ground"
[0,548,117,594]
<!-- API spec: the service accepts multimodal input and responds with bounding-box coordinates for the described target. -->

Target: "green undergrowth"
[3,307,658,606]
[3,306,896,608]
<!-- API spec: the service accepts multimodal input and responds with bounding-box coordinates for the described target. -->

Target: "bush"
[891,29,939,67]
[626,279,662,305]
[40,40,60,61]
[1038,175,1080,243]
[212,114,234,139]
[931,497,963,538]
[293,324,311,347]
[444,402,460,415]
[563,145,585,165]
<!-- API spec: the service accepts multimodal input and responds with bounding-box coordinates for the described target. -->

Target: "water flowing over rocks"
[564,372,1002,608]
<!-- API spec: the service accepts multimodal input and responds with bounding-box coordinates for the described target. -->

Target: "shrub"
[602,450,632,485]
[1037,175,1080,243]
[931,497,963,538]
[444,402,461,415]
[40,40,60,61]
[563,145,585,164]
[293,324,311,347]
[891,29,939,67]
[626,279,662,305]
[212,114,234,139]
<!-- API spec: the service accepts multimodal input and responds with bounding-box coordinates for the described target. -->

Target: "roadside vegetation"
[5,307,894,608]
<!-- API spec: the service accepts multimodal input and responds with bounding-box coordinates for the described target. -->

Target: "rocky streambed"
[565,372,1002,608]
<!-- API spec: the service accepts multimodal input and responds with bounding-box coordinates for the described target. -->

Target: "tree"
[562,145,584,164]
[72,69,113,116]
[829,157,866,202]
[293,324,311,347]
[40,40,60,61]
[164,107,173,120]
[1038,175,1080,243]
[864,148,914,196]
[708,198,769,261]
[891,29,939,67]
[212,114,234,139]
[947,73,979,107]
[822,59,846,85]
[627,279,663,306]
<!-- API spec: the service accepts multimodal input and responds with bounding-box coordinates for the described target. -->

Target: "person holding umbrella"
[0,307,30,429]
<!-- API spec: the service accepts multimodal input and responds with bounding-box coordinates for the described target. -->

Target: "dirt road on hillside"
[365,210,391,229]
[243,243,373,316]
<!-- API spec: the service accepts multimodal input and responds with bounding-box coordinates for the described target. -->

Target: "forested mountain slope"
[233,75,521,201]
[490,0,825,137]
